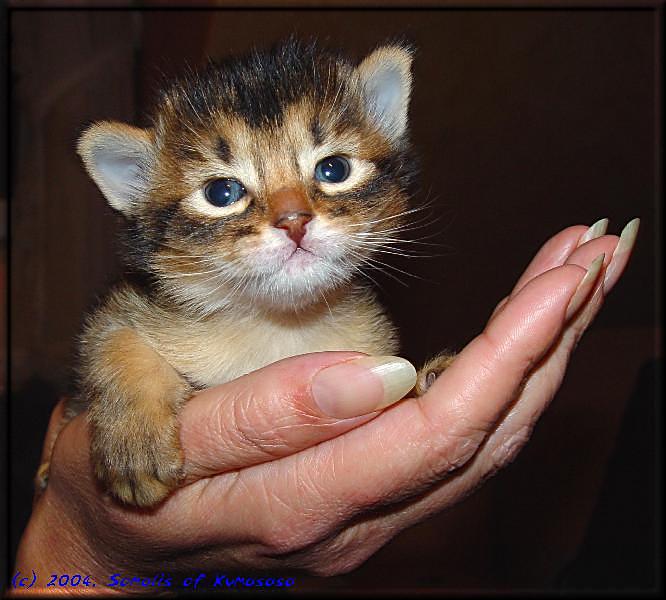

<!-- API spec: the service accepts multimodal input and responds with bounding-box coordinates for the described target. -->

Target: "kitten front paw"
[414,351,456,396]
[91,418,184,508]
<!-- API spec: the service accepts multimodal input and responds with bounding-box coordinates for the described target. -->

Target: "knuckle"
[422,427,486,479]
[216,389,325,460]
[488,424,533,473]
[479,319,535,380]
[475,330,509,374]
[444,425,487,470]
[307,557,361,577]
[230,394,272,453]
[211,390,284,461]
[260,519,322,557]
[304,523,390,577]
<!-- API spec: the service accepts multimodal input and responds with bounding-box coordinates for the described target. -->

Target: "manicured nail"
[577,218,609,247]
[603,218,640,293]
[312,356,417,419]
[565,253,605,321]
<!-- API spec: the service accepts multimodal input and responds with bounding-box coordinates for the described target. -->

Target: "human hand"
[12,219,638,592]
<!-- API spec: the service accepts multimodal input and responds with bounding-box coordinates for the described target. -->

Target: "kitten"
[38,39,453,508]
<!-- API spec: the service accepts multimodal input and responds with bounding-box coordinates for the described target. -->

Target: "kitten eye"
[314,156,350,183]
[204,178,246,207]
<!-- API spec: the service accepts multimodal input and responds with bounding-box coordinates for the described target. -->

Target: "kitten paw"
[91,422,184,508]
[414,351,456,396]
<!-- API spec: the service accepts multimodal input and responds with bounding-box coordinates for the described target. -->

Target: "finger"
[488,224,590,323]
[474,220,640,477]
[509,223,596,296]
[488,219,613,324]
[34,399,70,505]
[560,234,617,318]
[560,218,639,327]
[472,248,614,470]
[179,352,417,481]
[603,218,640,294]
[38,398,69,468]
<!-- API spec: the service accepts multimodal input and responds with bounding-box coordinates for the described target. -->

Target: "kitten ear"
[77,121,153,214]
[356,44,413,144]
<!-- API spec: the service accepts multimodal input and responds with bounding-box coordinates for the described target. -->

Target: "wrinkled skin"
[12,222,638,593]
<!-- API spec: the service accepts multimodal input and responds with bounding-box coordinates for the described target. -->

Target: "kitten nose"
[274,212,312,246]
[269,186,313,245]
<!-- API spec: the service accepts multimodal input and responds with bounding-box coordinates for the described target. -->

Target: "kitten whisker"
[319,290,334,320]
[351,244,442,259]
[369,219,442,238]
[344,257,387,293]
[353,236,444,249]
[154,248,219,260]
[377,208,443,233]
[370,235,445,246]
[349,255,410,288]
[350,233,448,253]
[362,257,419,281]
[156,267,227,278]
[345,205,430,228]
[345,247,411,287]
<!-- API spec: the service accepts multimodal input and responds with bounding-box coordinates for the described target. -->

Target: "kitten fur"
[38,39,453,507]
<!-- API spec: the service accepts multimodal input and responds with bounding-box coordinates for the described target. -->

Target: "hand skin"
[11,221,638,594]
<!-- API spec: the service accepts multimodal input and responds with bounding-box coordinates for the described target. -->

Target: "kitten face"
[78,40,417,313]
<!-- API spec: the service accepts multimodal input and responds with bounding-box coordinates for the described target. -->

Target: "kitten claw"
[414,351,456,396]
[426,371,437,389]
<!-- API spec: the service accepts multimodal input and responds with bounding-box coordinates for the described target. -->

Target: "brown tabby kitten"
[38,40,453,508]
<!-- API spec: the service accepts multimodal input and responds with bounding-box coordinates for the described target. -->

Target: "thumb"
[179,351,416,481]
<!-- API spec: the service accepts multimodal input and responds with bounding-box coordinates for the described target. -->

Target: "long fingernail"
[603,218,640,293]
[565,253,605,321]
[577,217,609,247]
[312,356,417,419]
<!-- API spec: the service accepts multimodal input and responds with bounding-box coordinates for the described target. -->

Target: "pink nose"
[274,212,313,245]
[269,186,314,246]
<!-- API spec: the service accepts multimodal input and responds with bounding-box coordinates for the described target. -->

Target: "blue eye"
[315,156,350,183]
[204,178,246,207]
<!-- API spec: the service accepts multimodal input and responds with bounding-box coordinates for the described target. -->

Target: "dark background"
[7,6,661,592]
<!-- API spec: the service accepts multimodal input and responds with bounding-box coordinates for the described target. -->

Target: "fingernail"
[603,218,640,293]
[565,253,605,321]
[577,218,609,247]
[312,356,417,419]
